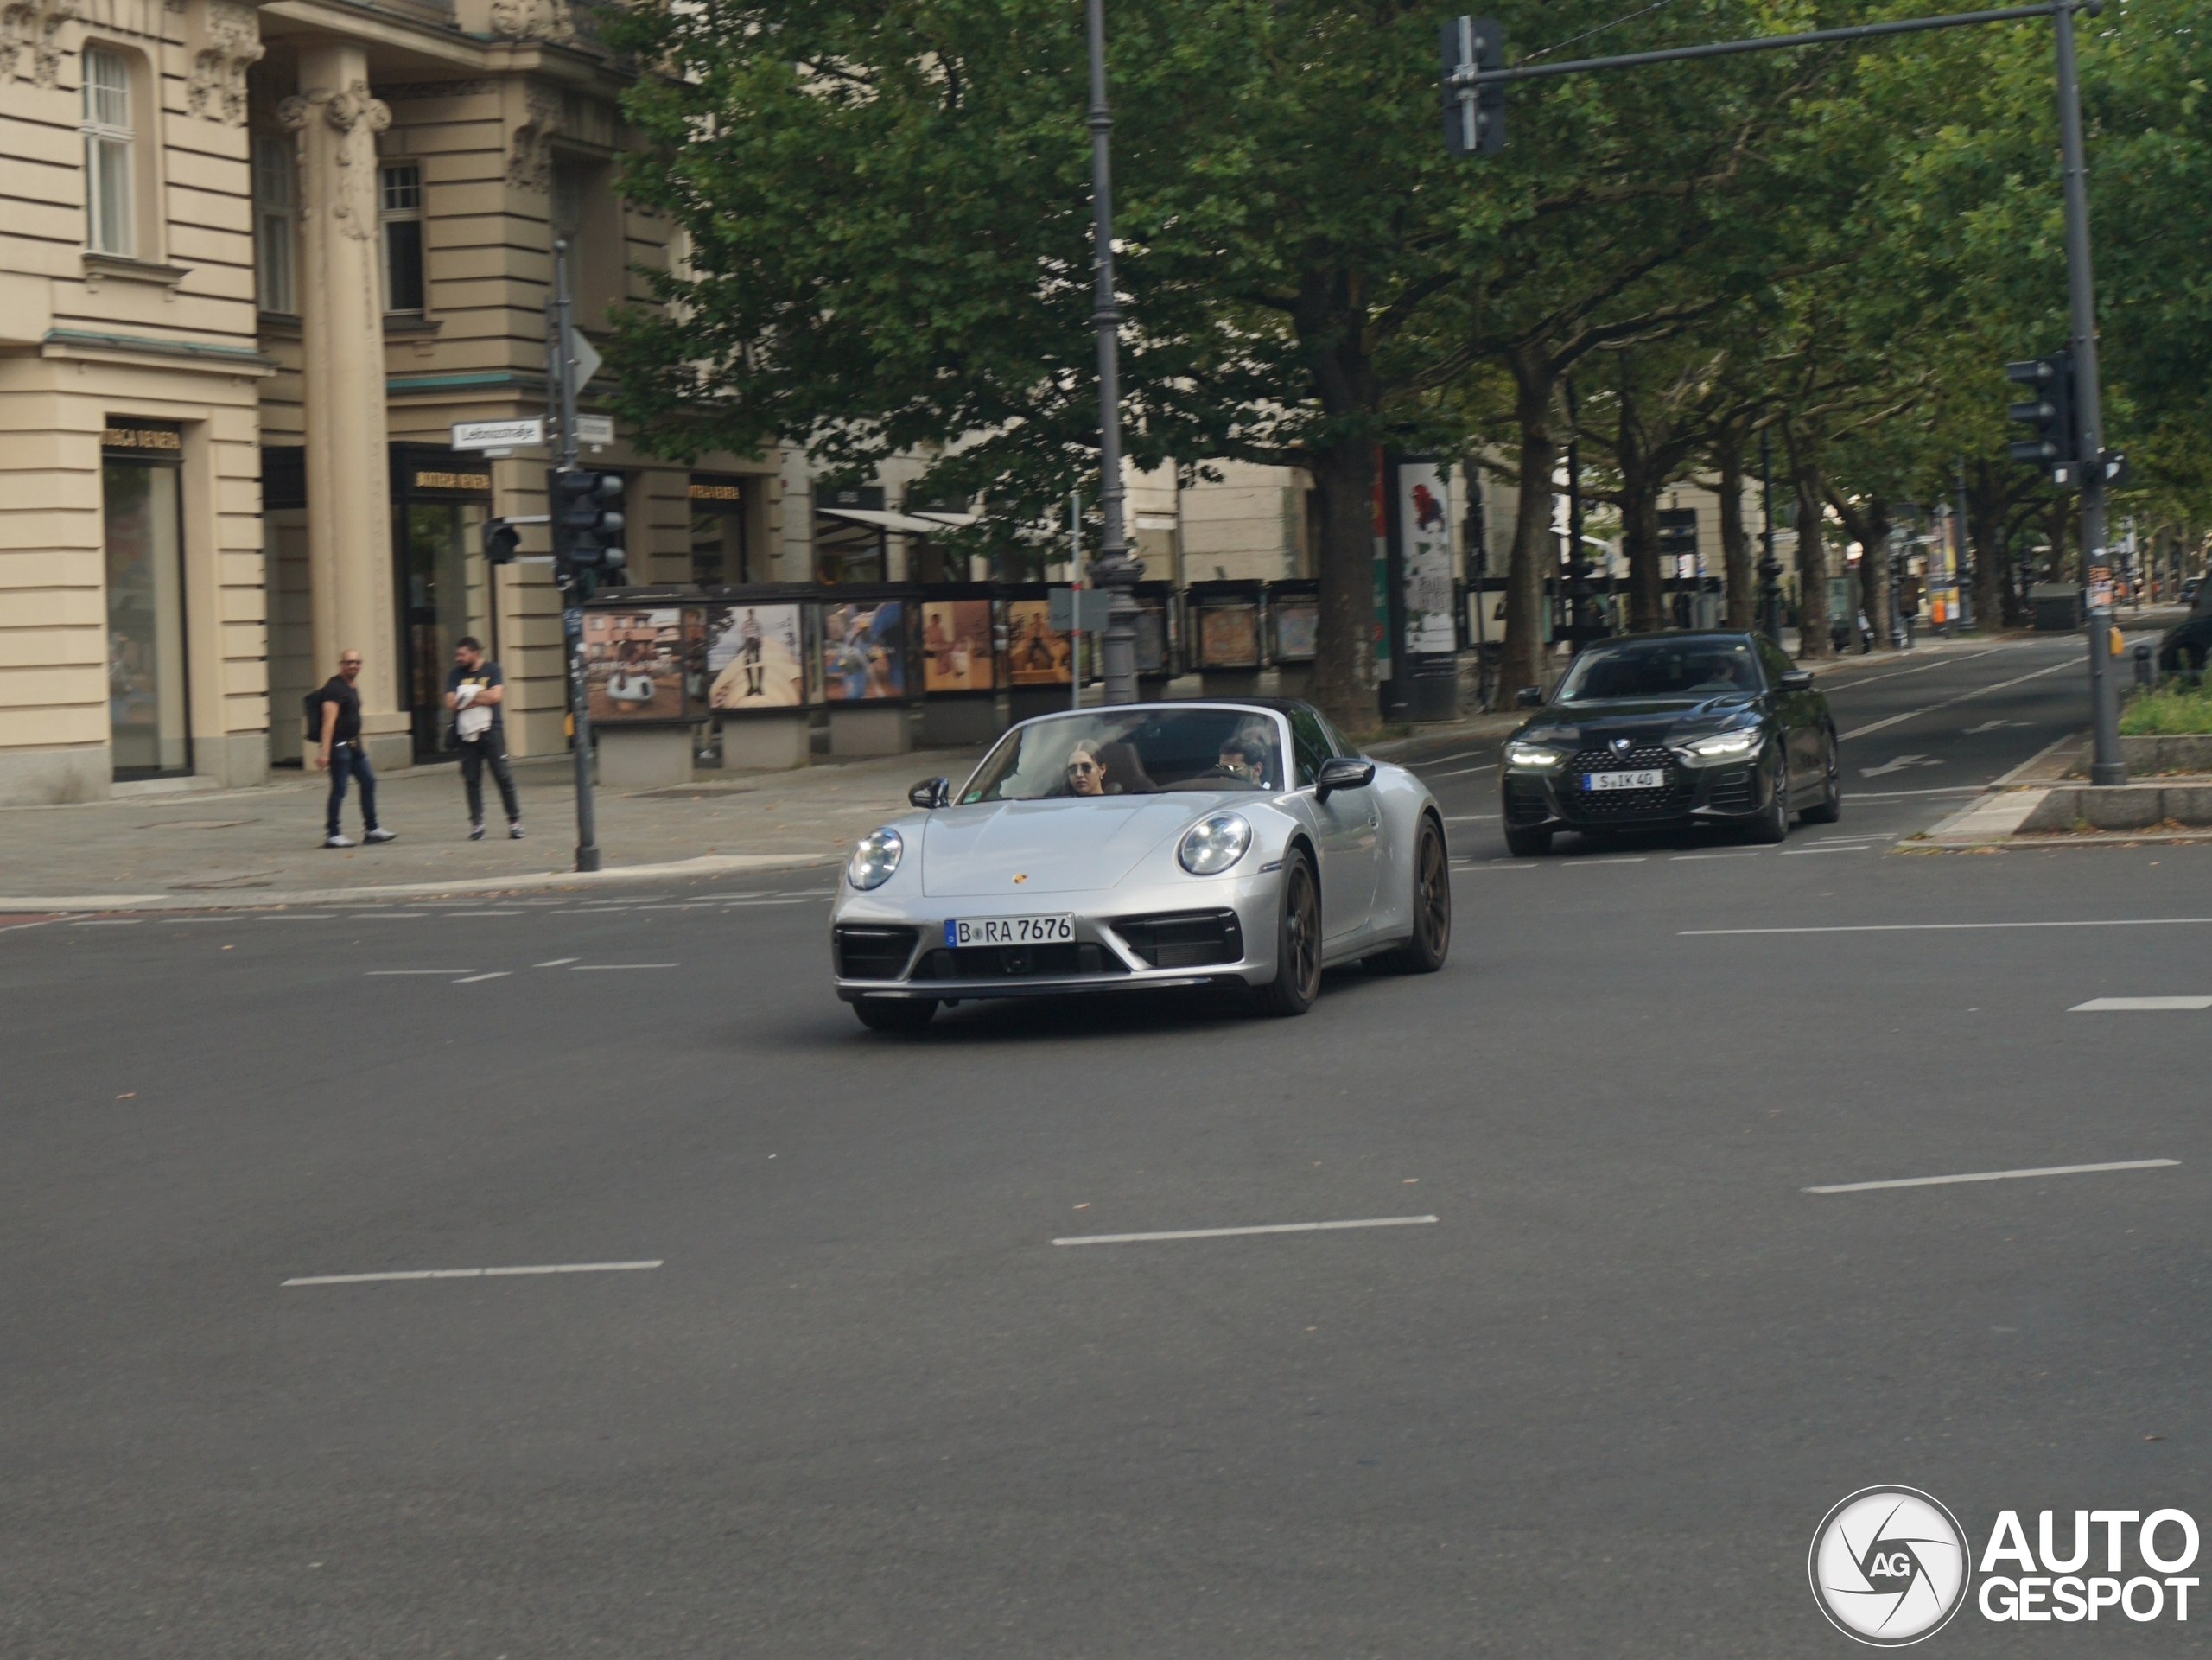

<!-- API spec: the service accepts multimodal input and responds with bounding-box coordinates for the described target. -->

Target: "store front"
[102,423,190,780]
[690,476,755,585]
[391,448,494,760]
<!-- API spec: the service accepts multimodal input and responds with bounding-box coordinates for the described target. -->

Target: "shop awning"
[816,506,979,536]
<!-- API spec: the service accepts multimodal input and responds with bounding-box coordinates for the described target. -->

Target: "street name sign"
[453,417,543,451]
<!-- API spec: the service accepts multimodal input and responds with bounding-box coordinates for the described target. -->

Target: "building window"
[104,440,191,778]
[379,163,425,315]
[83,48,134,257]
[253,135,296,314]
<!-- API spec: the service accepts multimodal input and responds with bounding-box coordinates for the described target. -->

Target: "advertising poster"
[1133,599,1170,677]
[921,600,995,693]
[1397,461,1458,656]
[823,600,908,701]
[583,607,686,722]
[703,603,807,709]
[1005,599,1072,686]
[1274,598,1319,663]
[1198,603,1261,669]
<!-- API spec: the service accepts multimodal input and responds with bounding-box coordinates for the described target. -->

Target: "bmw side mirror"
[1314,757,1376,801]
[908,776,950,810]
[1778,670,1815,691]
[1515,685,1545,709]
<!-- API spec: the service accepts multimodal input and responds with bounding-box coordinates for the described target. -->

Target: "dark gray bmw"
[1498,631,1840,856]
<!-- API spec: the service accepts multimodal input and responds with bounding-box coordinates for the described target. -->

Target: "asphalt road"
[5,637,2206,1657]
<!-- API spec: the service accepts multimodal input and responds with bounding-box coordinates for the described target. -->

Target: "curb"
[0,851,840,915]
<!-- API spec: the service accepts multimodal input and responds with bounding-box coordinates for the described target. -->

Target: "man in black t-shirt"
[313,648,396,849]
[445,636,523,840]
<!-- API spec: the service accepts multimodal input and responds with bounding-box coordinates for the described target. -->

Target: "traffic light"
[1442,16,1506,156]
[2005,351,2079,485]
[481,518,521,566]
[550,468,626,579]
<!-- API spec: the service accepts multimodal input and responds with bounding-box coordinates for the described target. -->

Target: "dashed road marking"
[2069,996,2212,1012]
[1053,1216,1438,1247]
[452,971,512,983]
[1804,1159,2178,1194]
[283,1260,664,1288]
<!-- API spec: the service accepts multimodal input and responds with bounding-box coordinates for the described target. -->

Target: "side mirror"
[908,776,950,810]
[1777,670,1815,691]
[1314,756,1376,801]
[1515,685,1545,709]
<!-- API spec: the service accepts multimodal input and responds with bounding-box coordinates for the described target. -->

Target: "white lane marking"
[1845,785,1986,799]
[1567,856,1647,865]
[1428,764,1497,778]
[451,971,512,983]
[446,910,525,917]
[1805,1159,2178,1195]
[718,898,815,906]
[535,957,580,968]
[162,916,242,923]
[1672,850,1762,861]
[366,970,477,976]
[1816,646,2007,692]
[358,913,429,919]
[1839,657,2077,741]
[1778,844,1872,855]
[72,919,142,926]
[258,913,339,920]
[633,904,718,911]
[1964,718,2029,734]
[283,1259,664,1287]
[2069,996,2212,1011]
[1685,917,2212,936]
[1415,750,1489,766]
[1452,862,1533,870]
[1444,814,1499,823]
[1053,1216,1438,1247]
[1859,754,1940,778]
[569,963,680,970]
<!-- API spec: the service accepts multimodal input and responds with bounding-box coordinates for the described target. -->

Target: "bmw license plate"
[1583,769,1664,792]
[945,913,1076,947]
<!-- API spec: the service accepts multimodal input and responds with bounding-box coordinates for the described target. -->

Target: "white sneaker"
[508,821,525,840]
[364,828,397,843]
[324,834,354,849]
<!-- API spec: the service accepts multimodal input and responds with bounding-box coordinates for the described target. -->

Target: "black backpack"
[303,688,325,745]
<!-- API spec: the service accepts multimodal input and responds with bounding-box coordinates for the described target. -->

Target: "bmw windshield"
[961,709,1286,803]
[1552,639,1762,703]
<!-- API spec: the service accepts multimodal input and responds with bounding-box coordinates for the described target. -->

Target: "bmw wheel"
[1801,729,1843,824]
[1254,849,1321,1017]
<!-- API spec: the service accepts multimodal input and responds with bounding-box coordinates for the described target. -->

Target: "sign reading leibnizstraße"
[451,418,544,450]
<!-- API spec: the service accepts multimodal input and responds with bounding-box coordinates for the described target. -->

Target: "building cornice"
[42,328,277,374]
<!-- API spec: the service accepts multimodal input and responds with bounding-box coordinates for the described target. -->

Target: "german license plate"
[945,913,1076,947]
[1583,769,1663,792]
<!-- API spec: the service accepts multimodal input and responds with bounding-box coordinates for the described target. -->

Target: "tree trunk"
[1502,347,1558,699]
[1621,481,1665,633]
[1966,459,2015,626]
[1308,438,1377,733]
[1714,429,1754,629]
[1832,493,1893,650]
[1786,423,1833,660]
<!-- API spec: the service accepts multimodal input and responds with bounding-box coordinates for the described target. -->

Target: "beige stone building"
[0,0,794,805]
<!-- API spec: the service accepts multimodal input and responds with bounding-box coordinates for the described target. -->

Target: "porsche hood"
[918,796,1230,897]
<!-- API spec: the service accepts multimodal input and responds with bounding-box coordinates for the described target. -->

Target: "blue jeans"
[326,742,379,836]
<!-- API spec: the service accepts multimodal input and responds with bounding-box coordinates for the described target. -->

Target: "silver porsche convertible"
[830,700,1451,1030]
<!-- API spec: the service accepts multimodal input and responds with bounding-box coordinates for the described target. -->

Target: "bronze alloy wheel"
[1256,849,1320,1016]
[1376,817,1451,973]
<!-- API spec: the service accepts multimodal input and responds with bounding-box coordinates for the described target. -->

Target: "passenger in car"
[1064,743,1108,796]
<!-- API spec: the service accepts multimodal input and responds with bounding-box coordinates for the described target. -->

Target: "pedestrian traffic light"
[550,468,626,577]
[1442,16,1507,156]
[2005,352,2079,485]
[481,517,521,566]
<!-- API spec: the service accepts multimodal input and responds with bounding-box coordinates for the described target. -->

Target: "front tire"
[1503,824,1553,857]
[1800,730,1842,824]
[1375,816,1451,973]
[1253,849,1321,1017]
[853,997,938,1033]
[1743,746,1791,844]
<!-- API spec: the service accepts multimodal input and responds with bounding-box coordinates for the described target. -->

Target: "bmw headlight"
[1681,728,1764,764]
[1504,740,1566,770]
[846,826,904,890]
[1178,812,1252,876]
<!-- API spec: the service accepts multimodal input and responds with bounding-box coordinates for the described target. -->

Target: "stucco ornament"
[2,0,79,88]
[277,80,392,239]
[188,0,263,124]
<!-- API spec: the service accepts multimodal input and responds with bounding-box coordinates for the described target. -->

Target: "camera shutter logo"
[1808,1487,1971,1645]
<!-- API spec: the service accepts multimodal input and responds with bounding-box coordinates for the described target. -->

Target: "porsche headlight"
[1178,813,1252,876]
[1504,740,1567,770]
[846,827,904,890]
[1682,728,1764,764]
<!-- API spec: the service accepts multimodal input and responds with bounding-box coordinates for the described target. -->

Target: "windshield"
[1553,639,1761,703]
[960,709,1285,802]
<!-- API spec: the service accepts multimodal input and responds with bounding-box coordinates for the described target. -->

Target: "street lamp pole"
[2053,1,2123,784]
[1084,0,1141,705]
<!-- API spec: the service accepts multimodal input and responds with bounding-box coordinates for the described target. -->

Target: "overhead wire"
[1520,0,1683,63]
